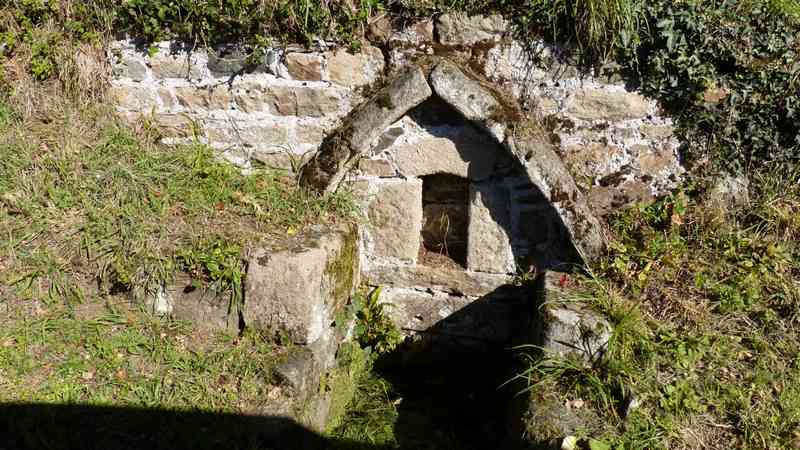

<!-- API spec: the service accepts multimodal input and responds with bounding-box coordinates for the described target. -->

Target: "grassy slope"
[516,176,800,449]
[0,31,357,435]
[0,297,277,413]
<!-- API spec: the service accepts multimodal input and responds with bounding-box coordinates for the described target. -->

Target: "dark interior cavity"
[420,173,469,268]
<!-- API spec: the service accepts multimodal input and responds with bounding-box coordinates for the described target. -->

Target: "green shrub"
[625,0,800,174]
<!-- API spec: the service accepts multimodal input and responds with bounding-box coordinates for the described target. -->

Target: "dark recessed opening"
[420,173,469,269]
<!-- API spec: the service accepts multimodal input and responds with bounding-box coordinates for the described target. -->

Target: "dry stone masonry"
[109,12,683,372]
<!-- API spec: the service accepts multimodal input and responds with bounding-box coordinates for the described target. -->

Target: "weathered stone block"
[175,85,232,110]
[285,53,323,81]
[430,60,508,142]
[327,45,385,88]
[150,51,203,79]
[437,14,507,46]
[365,264,511,297]
[534,272,611,363]
[300,66,432,194]
[468,181,516,274]
[365,180,423,262]
[109,86,158,110]
[232,83,271,113]
[275,86,341,117]
[233,85,340,117]
[506,134,606,264]
[566,89,650,122]
[243,225,359,344]
[392,132,499,181]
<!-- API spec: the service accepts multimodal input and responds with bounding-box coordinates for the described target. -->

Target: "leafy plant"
[350,287,402,355]
[177,239,244,314]
[625,0,800,174]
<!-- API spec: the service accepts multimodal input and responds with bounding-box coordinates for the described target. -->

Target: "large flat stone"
[365,180,423,262]
[468,181,516,274]
[506,134,606,264]
[243,225,359,344]
[392,129,499,181]
[300,66,432,194]
[365,264,512,297]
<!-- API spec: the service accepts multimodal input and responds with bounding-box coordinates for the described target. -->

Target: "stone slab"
[506,134,606,264]
[468,180,516,274]
[243,225,359,344]
[429,60,507,142]
[392,130,499,181]
[365,264,512,297]
[300,66,432,194]
[365,180,423,262]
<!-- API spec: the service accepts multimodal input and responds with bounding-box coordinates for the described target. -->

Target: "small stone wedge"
[429,60,508,142]
[300,66,432,194]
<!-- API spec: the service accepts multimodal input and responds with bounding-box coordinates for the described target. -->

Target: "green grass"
[516,172,800,448]
[0,298,278,411]
[0,97,356,312]
[328,366,400,447]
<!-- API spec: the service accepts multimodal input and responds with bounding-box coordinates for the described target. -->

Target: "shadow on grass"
[0,403,390,450]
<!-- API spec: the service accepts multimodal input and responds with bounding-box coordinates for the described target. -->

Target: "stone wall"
[110,40,385,169]
[109,13,685,352]
[109,16,682,214]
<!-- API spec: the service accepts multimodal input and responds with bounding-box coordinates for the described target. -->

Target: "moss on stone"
[324,224,359,312]
[321,341,371,432]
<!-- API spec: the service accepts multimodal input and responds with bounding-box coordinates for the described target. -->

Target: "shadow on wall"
[0,403,390,450]
[355,96,589,448]
[402,96,582,273]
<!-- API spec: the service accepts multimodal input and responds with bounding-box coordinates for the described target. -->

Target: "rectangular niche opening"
[420,174,469,269]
